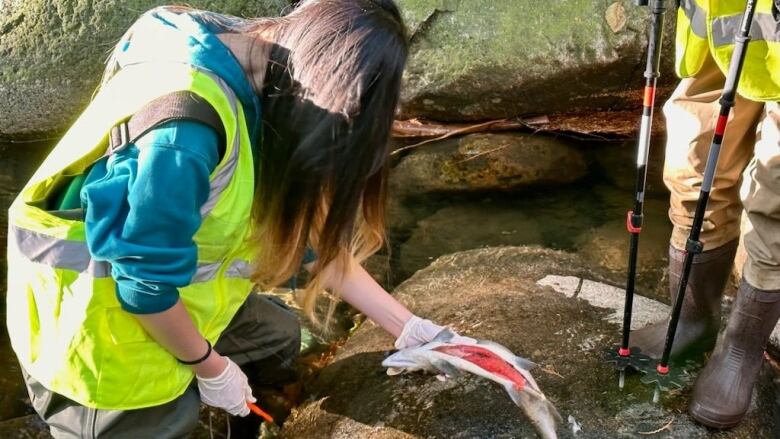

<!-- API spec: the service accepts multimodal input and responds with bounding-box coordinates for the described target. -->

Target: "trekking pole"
[604,0,666,389]
[640,0,758,402]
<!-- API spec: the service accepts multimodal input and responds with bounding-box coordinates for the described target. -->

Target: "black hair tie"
[177,340,213,365]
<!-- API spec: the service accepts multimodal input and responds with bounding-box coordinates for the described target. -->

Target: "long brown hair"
[103,1,408,322]
[251,0,408,322]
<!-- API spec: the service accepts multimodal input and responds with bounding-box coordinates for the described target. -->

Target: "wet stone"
[390,133,588,198]
[282,247,776,438]
[0,415,50,438]
[572,188,672,304]
[398,204,543,280]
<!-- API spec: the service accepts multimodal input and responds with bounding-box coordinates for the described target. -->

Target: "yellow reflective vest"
[6,61,256,409]
[676,0,780,101]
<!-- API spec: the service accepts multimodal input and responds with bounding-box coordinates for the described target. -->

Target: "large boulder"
[391,133,588,197]
[0,0,289,140]
[282,247,777,438]
[397,0,677,121]
[2,0,677,140]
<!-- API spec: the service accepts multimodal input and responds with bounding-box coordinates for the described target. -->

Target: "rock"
[386,194,432,240]
[390,133,588,197]
[398,204,543,279]
[364,254,393,288]
[574,196,672,303]
[2,0,678,139]
[0,338,32,422]
[283,247,776,438]
[397,0,677,121]
[0,415,50,438]
[537,275,671,331]
[591,138,668,197]
[0,0,289,140]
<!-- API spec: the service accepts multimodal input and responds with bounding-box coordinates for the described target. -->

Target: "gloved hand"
[197,356,256,416]
[394,315,476,350]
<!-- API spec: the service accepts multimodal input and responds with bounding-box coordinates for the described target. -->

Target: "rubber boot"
[690,280,780,428]
[630,239,738,360]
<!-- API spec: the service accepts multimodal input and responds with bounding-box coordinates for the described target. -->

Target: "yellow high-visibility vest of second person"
[676,0,780,101]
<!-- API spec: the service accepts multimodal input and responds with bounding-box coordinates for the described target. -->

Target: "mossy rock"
[0,0,289,140]
[2,1,677,139]
[396,0,677,121]
[390,132,588,196]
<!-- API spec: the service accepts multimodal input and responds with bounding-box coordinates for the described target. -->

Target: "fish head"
[382,344,444,375]
[382,328,460,375]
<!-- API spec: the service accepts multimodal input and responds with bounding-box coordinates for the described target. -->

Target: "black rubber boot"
[690,280,780,428]
[630,239,738,360]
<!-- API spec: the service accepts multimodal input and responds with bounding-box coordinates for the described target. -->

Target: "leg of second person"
[631,54,764,359]
[690,101,780,428]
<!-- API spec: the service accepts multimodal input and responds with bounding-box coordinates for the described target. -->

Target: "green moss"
[396,0,674,120]
[0,0,288,138]
[0,0,287,82]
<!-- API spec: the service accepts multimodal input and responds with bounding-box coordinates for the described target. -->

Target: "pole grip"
[644,0,667,79]
[720,0,757,106]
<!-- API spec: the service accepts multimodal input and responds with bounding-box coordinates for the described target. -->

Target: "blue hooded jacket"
[77,8,262,314]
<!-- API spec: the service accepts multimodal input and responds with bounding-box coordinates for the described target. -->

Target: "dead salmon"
[382,329,562,439]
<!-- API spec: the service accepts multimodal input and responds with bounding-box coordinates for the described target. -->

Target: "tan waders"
[631,50,780,427]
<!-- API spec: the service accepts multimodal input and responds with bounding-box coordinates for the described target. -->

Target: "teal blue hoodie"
[79,8,261,314]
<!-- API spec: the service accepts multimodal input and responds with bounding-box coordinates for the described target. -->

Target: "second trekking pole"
[604,0,666,389]
[640,0,758,402]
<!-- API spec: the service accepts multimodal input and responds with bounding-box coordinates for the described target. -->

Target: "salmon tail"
[506,384,561,439]
[546,398,563,423]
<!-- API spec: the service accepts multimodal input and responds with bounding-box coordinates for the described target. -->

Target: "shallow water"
[387,140,673,302]
[0,139,674,423]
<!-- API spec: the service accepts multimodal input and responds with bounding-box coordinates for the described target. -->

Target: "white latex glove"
[197,357,256,417]
[394,315,476,350]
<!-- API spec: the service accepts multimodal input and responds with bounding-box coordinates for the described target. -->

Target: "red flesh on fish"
[433,345,526,391]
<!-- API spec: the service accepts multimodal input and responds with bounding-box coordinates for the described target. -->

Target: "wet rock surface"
[573,196,672,303]
[398,204,543,279]
[392,181,672,298]
[283,247,776,438]
[0,414,50,438]
[396,0,676,121]
[591,139,667,197]
[391,133,588,197]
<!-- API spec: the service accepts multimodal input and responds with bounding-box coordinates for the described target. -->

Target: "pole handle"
[248,402,275,423]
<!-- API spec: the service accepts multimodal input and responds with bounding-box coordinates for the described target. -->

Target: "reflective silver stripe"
[198,72,242,218]
[10,222,251,282]
[8,224,111,278]
[681,0,707,39]
[712,12,780,47]
[192,259,252,283]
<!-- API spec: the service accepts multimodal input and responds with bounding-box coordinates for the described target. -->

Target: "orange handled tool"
[247,402,275,423]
